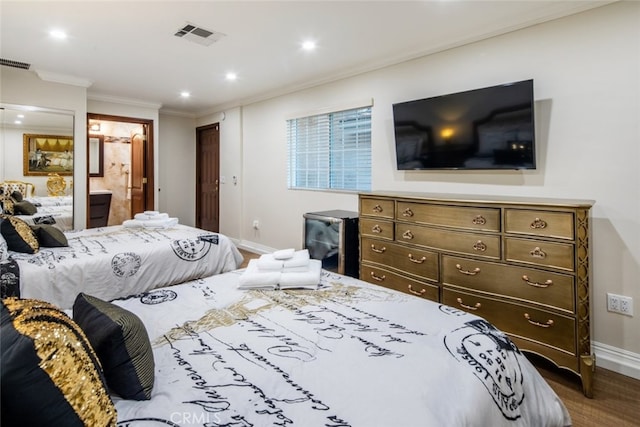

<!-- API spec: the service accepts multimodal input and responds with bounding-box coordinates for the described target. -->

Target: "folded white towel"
[122,217,178,229]
[279,259,322,289]
[144,210,160,216]
[135,212,169,221]
[273,248,295,260]
[283,249,310,269]
[257,254,284,271]
[238,259,280,290]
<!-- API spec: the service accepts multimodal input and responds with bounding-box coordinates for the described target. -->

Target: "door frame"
[86,113,154,225]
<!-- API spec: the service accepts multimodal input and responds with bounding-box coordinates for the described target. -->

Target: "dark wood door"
[196,124,220,231]
[130,132,146,216]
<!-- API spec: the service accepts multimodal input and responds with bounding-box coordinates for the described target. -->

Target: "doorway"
[196,123,220,232]
[86,113,154,227]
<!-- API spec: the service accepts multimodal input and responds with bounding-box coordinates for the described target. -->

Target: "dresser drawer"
[441,255,575,313]
[361,237,438,282]
[442,287,576,354]
[361,264,439,302]
[360,218,394,240]
[396,223,500,259]
[505,237,574,271]
[396,202,500,232]
[360,197,395,219]
[505,209,574,240]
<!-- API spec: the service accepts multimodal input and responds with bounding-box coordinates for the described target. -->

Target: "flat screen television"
[392,79,536,170]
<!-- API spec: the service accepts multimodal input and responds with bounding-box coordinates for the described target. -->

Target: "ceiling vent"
[0,58,30,70]
[174,23,226,46]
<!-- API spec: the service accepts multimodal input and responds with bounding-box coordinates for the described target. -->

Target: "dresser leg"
[580,354,595,398]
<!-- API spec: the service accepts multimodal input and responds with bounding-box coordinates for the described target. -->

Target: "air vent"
[174,22,226,46]
[0,58,30,70]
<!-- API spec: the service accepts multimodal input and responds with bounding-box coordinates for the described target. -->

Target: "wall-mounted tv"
[392,79,535,170]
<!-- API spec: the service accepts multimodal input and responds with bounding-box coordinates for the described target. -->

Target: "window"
[287,105,371,191]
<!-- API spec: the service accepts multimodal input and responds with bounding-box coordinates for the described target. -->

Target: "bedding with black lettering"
[111,269,571,427]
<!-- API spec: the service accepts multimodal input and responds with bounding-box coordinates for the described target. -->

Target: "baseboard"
[593,341,640,380]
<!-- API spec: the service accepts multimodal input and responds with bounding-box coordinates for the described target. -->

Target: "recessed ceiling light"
[225,72,237,81]
[49,29,67,40]
[180,91,190,98]
[17,114,24,119]
[14,120,22,125]
[302,40,316,51]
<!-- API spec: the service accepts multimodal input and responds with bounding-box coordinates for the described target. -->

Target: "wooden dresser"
[359,191,594,397]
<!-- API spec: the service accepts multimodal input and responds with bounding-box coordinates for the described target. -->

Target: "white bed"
[8,195,75,231]
[111,269,572,426]
[1,224,243,310]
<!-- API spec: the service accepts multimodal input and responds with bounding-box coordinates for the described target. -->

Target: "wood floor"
[237,249,640,425]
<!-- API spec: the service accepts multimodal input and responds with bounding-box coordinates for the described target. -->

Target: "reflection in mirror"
[88,135,104,177]
[0,103,75,231]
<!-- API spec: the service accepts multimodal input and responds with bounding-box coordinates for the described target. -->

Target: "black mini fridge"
[303,210,359,278]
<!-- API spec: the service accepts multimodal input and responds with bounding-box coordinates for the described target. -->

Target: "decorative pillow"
[0,215,39,254]
[1,297,117,426]
[73,293,155,400]
[0,230,8,261]
[10,190,23,202]
[13,200,37,215]
[32,224,69,247]
[1,197,14,215]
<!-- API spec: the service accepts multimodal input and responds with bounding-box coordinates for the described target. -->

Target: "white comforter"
[8,224,243,309]
[112,270,571,427]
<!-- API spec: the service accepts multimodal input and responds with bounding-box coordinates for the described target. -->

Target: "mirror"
[1,103,74,229]
[88,135,104,177]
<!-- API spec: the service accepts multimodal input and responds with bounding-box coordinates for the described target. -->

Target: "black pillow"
[13,200,37,215]
[32,224,69,247]
[1,297,117,426]
[0,215,39,253]
[10,191,23,202]
[73,293,155,400]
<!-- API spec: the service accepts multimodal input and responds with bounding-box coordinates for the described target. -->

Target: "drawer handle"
[402,208,414,217]
[524,313,554,328]
[370,271,386,281]
[530,218,547,229]
[522,275,553,288]
[402,230,414,240]
[370,244,386,254]
[455,263,481,276]
[408,285,426,296]
[371,224,382,233]
[408,254,426,264]
[456,298,481,311]
[472,215,486,225]
[373,204,383,213]
[473,240,487,252]
[529,247,547,259]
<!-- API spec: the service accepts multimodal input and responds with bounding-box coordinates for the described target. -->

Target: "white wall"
[158,113,196,225]
[208,2,640,372]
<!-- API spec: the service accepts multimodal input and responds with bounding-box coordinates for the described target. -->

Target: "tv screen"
[392,79,535,170]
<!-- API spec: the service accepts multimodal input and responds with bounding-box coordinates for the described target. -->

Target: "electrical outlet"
[607,293,634,316]
[252,220,259,230]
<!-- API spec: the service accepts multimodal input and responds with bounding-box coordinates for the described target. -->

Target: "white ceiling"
[0,0,613,116]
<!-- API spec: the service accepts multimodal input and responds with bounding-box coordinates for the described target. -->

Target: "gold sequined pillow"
[0,215,39,253]
[1,197,15,215]
[0,297,117,426]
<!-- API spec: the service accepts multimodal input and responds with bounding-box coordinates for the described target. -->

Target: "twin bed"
[0,218,573,426]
